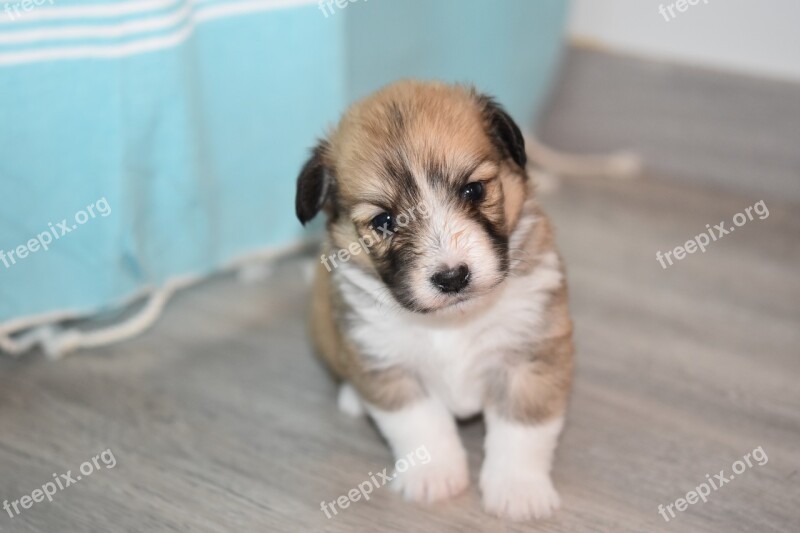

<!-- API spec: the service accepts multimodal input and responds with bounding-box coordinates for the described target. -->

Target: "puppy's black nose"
[431,264,470,294]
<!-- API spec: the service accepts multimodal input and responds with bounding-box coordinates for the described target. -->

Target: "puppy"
[295,81,574,521]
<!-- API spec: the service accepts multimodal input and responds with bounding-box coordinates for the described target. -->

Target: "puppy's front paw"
[480,465,560,521]
[391,449,469,504]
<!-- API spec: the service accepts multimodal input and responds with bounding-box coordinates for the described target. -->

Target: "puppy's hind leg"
[337,382,366,417]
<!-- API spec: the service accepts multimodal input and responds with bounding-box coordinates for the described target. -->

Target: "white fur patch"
[480,414,564,521]
[366,397,469,503]
[337,382,365,417]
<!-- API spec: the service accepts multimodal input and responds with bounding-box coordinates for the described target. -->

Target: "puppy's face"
[296,81,529,313]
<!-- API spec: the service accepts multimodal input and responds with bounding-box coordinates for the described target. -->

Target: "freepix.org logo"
[319,200,431,272]
[655,200,768,269]
[0,197,111,270]
[318,0,368,18]
[658,0,711,22]
[3,0,55,22]
[3,449,117,519]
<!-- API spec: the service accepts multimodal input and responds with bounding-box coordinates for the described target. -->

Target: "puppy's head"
[296,81,529,313]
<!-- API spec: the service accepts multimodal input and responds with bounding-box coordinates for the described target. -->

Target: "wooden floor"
[1,173,798,532]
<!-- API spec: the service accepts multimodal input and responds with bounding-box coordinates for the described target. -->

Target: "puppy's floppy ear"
[295,141,333,225]
[476,93,527,170]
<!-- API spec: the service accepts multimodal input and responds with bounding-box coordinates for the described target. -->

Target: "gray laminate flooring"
[1,170,798,532]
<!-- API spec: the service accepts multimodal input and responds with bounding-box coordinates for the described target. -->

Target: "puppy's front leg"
[367,395,469,503]
[480,291,574,521]
[480,411,564,520]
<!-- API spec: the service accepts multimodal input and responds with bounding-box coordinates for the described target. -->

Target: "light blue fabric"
[346,0,568,126]
[0,0,568,328]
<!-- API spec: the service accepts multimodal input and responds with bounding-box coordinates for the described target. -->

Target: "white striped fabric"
[0,0,317,66]
[0,0,185,24]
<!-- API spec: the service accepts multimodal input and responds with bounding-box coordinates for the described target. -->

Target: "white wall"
[568,0,800,81]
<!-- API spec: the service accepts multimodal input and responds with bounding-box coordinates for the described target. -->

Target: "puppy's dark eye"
[370,212,395,232]
[460,181,485,203]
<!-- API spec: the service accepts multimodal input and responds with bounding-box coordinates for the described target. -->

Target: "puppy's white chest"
[361,316,490,417]
[351,275,552,418]
[341,252,562,417]
[421,330,489,418]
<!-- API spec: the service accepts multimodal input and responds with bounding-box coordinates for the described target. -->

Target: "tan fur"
[329,82,496,201]
[484,282,574,424]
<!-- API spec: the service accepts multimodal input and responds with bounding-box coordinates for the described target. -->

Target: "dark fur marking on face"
[427,156,493,197]
[378,234,425,312]
[381,151,421,209]
[473,209,510,274]
[424,156,447,191]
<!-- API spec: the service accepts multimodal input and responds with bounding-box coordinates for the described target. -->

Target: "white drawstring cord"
[525,136,643,180]
[0,240,307,359]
